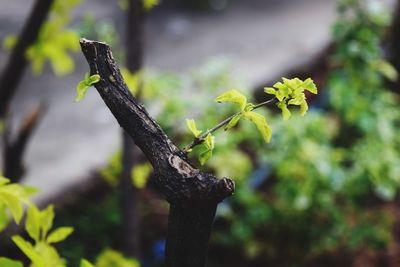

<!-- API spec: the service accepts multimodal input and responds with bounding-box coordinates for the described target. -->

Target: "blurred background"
[1,0,400,266]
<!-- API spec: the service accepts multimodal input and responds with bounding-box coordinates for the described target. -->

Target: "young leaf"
[300,101,309,116]
[372,59,398,82]
[287,93,305,106]
[26,205,41,243]
[131,163,152,189]
[46,227,74,244]
[244,111,272,143]
[0,177,10,186]
[40,205,54,238]
[2,35,17,51]
[75,73,101,102]
[88,74,101,85]
[0,192,23,224]
[121,68,141,96]
[264,87,276,95]
[225,114,242,130]
[186,119,202,137]
[12,236,44,266]
[302,78,318,94]
[277,102,291,120]
[199,149,213,166]
[80,259,95,267]
[0,257,23,267]
[0,205,8,233]
[75,81,90,102]
[215,90,247,111]
[204,133,215,150]
[143,0,159,11]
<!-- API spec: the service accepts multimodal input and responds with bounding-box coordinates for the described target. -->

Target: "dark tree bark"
[0,0,54,119]
[3,104,45,181]
[119,0,145,258]
[80,39,235,267]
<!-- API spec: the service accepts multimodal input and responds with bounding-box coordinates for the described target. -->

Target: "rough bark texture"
[80,39,235,267]
[119,0,145,258]
[0,0,54,118]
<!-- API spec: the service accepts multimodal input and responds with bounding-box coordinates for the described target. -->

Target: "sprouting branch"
[79,38,235,201]
[183,98,277,152]
[80,38,235,267]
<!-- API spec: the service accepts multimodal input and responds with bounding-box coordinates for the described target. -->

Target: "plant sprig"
[184,77,318,165]
[75,72,101,102]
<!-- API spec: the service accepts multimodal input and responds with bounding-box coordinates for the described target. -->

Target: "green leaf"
[0,205,8,233]
[225,114,242,130]
[12,236,44,266]
[95,249,140,267]
[302,78,318,94]
[0,191,23,224]
[0,257,23,267]
[372,59,398,82]
[75,81,90,102]
[2,35,17,51]
[204,133,215,150]
[131,163,152,189]
[121,69,141,96]
[46,227,74,244]
[0,177,10,186]
[244,111,272,143]
[76,73,100,102]
[80,259,95,267]
[26,205,41,242]
[277,102,291,120]
[49,51,74,76]
[264,87,276,95]
[300,101,308,116]
[40,205,54,238]
[186,119,202,137]
[199,149,213,166]
[215,90,247,111]
[143,0,159,11]
[88,74,101,85]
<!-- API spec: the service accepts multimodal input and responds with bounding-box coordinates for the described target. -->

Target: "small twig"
[3,102,46,181]
[183,98,277,152]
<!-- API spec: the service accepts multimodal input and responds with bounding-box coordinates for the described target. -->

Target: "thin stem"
[183,97,277,152]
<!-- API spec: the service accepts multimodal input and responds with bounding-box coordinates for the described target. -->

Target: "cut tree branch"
[79,39,235,267]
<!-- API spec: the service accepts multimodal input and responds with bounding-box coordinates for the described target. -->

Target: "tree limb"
[80,38,235,267]
[0,0,54,118]
[3,103,46,182]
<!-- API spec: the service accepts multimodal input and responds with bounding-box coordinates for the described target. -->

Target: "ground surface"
[0,0,335,202]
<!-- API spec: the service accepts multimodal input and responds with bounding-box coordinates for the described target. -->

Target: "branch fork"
[79,38,234,267]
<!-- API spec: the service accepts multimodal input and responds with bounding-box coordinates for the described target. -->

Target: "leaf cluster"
[264,78,317,120]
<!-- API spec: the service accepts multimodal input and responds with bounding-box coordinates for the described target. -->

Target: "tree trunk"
[119,0,145,258]
[80,39,235,267]
[120,133,141,257]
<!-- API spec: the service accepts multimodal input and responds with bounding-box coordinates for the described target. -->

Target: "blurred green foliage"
[0,175,138,267]
[3,0,81,76]
[209,0,400,265]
